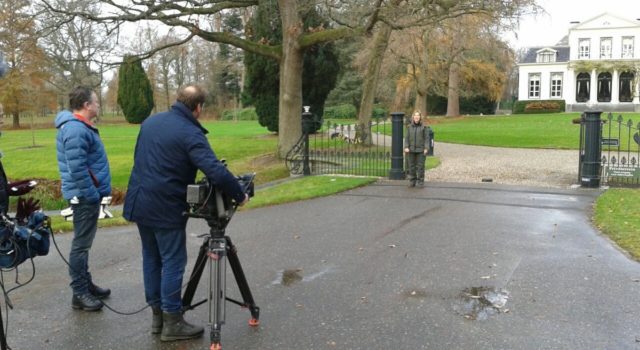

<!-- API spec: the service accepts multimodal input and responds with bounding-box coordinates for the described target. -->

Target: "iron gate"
[596,113,640,185]
[285,117,392,176]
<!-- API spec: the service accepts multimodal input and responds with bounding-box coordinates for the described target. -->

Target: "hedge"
[514,100,566,114]
[323,104,389,119]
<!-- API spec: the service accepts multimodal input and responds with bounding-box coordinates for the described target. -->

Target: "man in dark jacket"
[123,84,248,342]
[55,86,112,312]
[404,111,429,187]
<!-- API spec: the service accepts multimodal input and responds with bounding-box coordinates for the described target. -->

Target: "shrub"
[117,56,154,124]
[221,107,259,121]
[372,105,388,119]
[324,104,357,119]
[514,100,566,114]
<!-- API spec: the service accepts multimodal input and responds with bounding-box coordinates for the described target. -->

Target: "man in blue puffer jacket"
[55,86,112,312]
[124,84,248,342]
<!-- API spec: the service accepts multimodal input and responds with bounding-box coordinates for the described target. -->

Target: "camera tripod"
[182,205,260,350]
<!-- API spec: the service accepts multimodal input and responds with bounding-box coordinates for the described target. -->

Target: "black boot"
[151,306,163,334]
[160,312,204,342]
[89,282,111,299]
[72,293,103,312]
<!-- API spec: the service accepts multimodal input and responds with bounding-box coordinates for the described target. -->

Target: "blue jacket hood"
[54,110,74,128]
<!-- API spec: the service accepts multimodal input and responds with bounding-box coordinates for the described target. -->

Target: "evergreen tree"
[117,56,154,124]
[243,1,339,133]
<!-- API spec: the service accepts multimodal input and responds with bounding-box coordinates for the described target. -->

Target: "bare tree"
[38,0,537,155]
[37,0,116,112]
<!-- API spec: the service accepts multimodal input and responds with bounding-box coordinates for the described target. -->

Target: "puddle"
[279,269,303,286]
[452,287,510,320]
[272,266,335,286]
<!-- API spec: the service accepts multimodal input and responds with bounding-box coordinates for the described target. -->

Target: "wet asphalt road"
[4,181,640,350]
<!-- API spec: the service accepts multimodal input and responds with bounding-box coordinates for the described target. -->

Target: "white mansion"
[517,13,640,112]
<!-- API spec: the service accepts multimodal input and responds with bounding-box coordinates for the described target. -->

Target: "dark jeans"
[137,223,187,313]
[406,152,426,183]
[69,200,100,295]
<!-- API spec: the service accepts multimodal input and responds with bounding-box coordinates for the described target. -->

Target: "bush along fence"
[286,113,392,177]
[600,113,640,186]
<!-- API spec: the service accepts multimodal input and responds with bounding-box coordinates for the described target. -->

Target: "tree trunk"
[446,62,460,117]
[414,70,428,117]
[277,0,303,158]
[357,23,392,146]
[12,112,19,128]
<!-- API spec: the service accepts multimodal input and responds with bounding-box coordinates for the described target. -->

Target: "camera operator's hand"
[238,193,249,206]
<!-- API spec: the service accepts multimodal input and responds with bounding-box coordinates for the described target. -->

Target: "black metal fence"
[286,117,392,176]
[599,113,640,185]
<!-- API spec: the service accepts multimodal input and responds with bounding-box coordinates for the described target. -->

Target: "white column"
[590,69,597,103]
[565,69,575,104]
[634,79,640,104]
[612,70,619,103]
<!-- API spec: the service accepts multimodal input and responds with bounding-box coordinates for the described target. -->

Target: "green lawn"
[1,120,282,210]
[594,188,640,260]
[1,120,278,188]
[381,112,640,150]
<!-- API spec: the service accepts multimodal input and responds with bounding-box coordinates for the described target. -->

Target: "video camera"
[185,173,255,226]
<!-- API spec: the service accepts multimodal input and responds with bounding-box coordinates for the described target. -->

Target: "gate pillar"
[389,112,406,180]
[580,111,603,187]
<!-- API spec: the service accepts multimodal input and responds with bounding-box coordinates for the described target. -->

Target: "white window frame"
[579,39,591,59]
[550,73,563,98]
[622,37,634,58]
[536,50,556,63]
[600,37,612,59]
[528,73,541,99]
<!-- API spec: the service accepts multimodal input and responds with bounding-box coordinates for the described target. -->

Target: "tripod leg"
[0,302,7,350]
[209,237,227,349]
[225,236,260,326]
[182,236,209,311]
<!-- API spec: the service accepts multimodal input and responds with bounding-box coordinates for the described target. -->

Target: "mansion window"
[536,50,556,63]
[619,72,635,102]
[550,73,563,98]
[600,37,612,59]
[579,39,591,59]
[622,37,634,58]
[597,72,612,102]
[528,73,540,98]
[576,73,590,102]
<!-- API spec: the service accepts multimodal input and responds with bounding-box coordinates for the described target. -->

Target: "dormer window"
[536,49,557,63]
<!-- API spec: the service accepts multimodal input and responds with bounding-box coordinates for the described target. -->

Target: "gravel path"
[426,142,580,188]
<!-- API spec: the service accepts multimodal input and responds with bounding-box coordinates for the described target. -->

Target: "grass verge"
[50,175,377,233]
[594,188,640,260]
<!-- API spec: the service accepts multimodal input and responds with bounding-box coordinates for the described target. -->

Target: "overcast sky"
[505,0,640,49]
